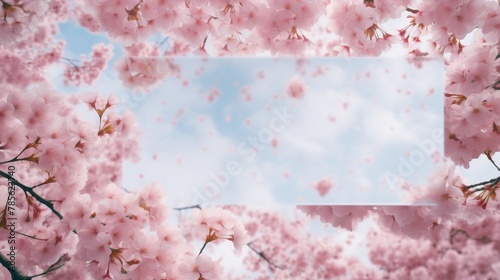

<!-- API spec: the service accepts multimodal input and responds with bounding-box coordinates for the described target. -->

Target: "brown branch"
[247,242,283,271]
[60,57,80,69]
[173,204,201,211]
[157,37,169,48]
[406,7,419,14]
[492,80,500,91]
[28,254,69,278]
[450,228,493,245]
[0,170,63,220]
[0,137,41,165]
[0,252,32,280]
[0,252,69,280]
[461,175,500,190]
[485,151,500,172]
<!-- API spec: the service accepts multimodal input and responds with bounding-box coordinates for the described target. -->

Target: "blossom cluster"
[63,43,113,86]
[0,87,248,279]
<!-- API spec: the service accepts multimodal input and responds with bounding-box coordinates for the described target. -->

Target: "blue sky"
[119,57,445,206]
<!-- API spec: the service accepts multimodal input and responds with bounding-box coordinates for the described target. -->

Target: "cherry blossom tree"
[0,0,499,279]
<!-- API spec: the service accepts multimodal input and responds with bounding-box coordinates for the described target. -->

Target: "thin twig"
[406,7,419,13]
[450,228,493,245]
[0,252,69,280]
[29,254,69,278]
[485,151,500,172]
[247,242,283,271]
[462,176,500,189]
[173,205,201,211]
[491,80,500,90]
[158,37,169,48]
[0,252,32,280]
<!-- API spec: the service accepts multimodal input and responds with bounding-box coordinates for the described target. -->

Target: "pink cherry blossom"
[63,43,113,86]
[286,75,307,99]
[313,177,334,197]
[299,205,372,231]
[0,0,49,46]
[178,255,223,280]
[191,207,249,253]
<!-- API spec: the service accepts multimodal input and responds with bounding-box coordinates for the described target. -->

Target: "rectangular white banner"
[121,57,444,206]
